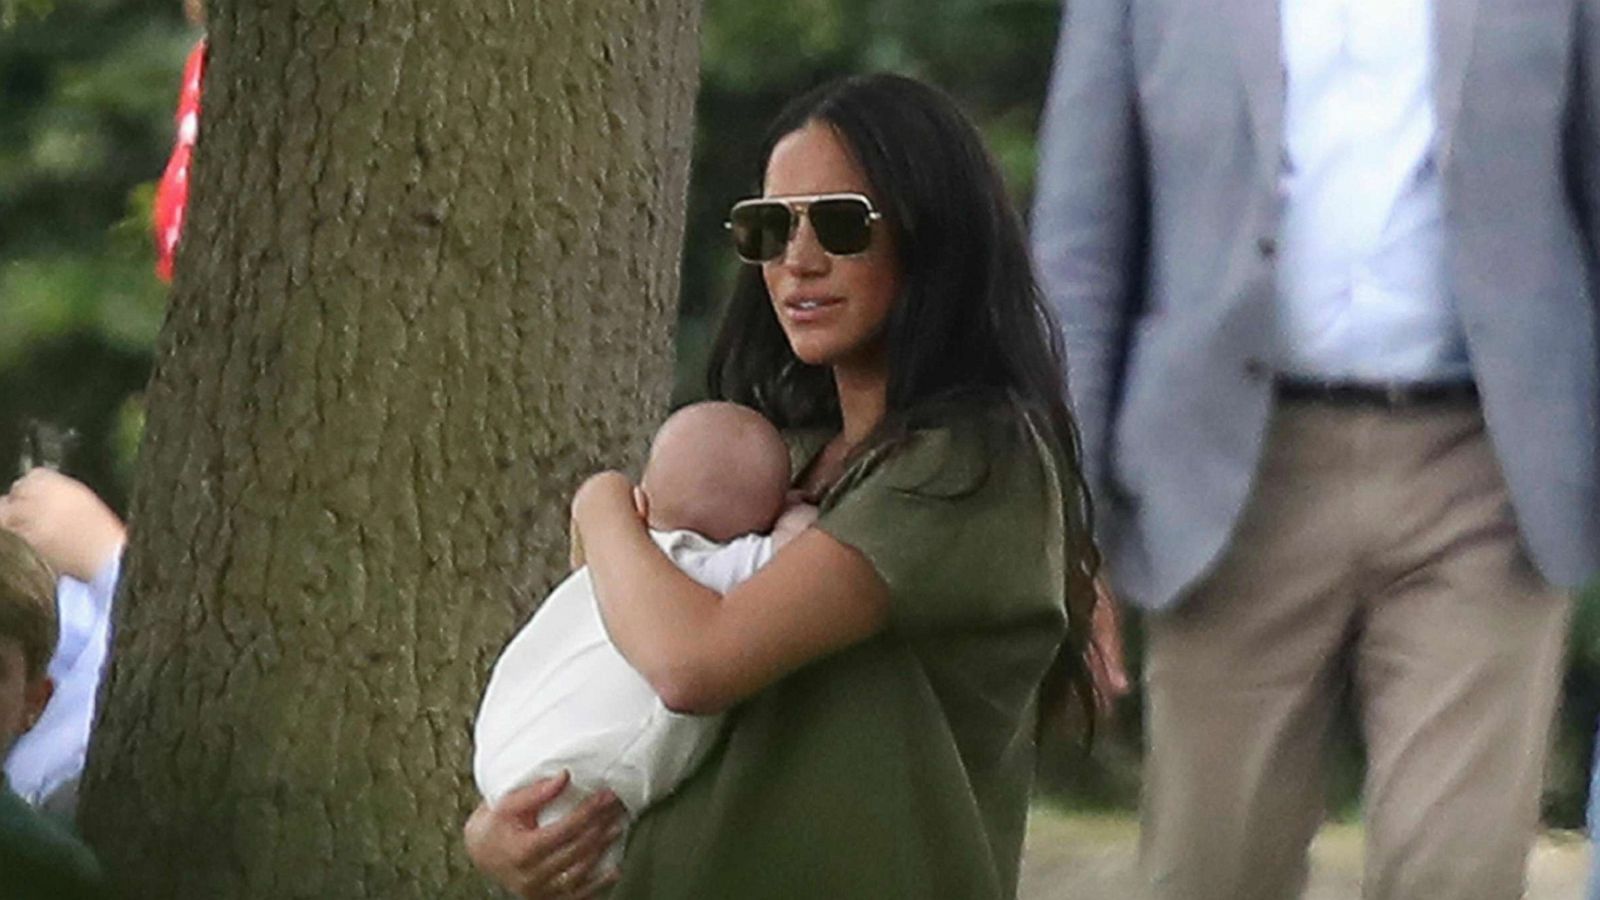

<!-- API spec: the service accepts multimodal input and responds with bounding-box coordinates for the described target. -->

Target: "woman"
[464,73,1100,899]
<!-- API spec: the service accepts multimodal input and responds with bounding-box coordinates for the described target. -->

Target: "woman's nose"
[779,212,829,273]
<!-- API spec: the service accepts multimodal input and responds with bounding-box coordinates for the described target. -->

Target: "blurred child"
[0,469,124,818]
[0,529,104,896]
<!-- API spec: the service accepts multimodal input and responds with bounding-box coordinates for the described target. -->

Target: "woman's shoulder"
[834,392,1048,503]
[808,392,1069,631]
[906,387,1038,442]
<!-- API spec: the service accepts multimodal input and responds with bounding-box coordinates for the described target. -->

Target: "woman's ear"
[632,486,651,520]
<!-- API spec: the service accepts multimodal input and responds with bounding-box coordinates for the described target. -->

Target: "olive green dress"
[612,403,1070,900]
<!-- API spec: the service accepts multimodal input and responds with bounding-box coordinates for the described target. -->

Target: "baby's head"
[0,529,57,757]
[640,402,790,542]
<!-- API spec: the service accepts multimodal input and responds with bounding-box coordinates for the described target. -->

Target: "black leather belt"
[1275,376,1478,408]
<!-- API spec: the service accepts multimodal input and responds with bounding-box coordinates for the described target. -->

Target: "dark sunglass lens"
[808,198,874,255]
[730,203,793,262]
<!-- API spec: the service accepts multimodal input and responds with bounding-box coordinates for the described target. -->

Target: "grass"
[1018,806,1591,900]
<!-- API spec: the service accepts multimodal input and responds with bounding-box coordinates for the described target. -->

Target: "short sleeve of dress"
[812,408,1068,633]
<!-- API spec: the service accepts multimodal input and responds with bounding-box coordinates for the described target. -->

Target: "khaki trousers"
[1141,399,1571,900]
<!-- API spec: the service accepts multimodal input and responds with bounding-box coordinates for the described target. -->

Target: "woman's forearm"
[572,472,890,714]
[572,473,725,712]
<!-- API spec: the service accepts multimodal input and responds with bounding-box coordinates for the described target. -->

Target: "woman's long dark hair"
[706,73,1103,734]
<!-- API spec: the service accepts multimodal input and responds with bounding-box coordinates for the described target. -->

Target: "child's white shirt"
[4,552,121,819]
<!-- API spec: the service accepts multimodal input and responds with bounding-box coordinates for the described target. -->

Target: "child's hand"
[0,468,125,582]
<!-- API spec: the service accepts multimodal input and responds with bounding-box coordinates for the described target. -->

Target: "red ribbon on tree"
[153,39,206,283]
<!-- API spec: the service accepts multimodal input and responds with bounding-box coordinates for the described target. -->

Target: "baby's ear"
[632,486,650,519]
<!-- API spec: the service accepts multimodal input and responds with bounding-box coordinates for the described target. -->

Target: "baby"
[472,401,812,862]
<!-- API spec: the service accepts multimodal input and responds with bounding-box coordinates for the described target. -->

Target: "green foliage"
[1,0,53,29]
[0,0,192,509]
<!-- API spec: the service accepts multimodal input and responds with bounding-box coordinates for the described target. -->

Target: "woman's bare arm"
[572,472,890,715]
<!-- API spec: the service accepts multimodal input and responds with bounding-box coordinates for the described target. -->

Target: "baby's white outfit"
[473,528,773,863]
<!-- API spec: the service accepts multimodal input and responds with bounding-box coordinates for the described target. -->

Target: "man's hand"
[0,468,125,582]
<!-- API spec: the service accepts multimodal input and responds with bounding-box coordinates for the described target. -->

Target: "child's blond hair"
[0,530,58,679]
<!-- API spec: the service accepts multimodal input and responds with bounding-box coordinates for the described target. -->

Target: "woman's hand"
[571,472,640,528]
[569,472,643,571]
[1088,575,1130,716]
[770,502,819,550]
[463,773,626,899]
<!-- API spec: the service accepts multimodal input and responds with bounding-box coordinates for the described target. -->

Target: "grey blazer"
[1031,0,1600,610]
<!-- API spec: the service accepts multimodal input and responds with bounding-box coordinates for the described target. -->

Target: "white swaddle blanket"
[473,528,773,862]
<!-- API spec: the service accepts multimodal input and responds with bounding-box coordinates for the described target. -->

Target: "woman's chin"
[784,333,890,375]
[783,337,841,368]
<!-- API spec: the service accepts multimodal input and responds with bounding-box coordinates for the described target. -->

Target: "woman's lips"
[782,295,843,324]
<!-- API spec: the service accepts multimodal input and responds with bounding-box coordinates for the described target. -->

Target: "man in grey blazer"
[1032,1,1600,898]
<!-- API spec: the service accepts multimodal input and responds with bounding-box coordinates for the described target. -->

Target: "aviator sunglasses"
[725,192,883,264]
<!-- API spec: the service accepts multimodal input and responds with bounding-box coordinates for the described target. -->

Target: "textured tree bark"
[77,1,699,896]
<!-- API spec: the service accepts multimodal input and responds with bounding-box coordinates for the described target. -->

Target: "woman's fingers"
[567,868,622,899]
[522,791,624,897]
[528,810,624,888]
[463,798,540,876]
[524,788,624,859]
[1088,576,1130,715]
[463,778,625,899]
[497,772,572,826]
[463,774,577,894]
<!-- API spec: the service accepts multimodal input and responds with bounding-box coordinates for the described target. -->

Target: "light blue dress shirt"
[1277,0,1472,383]
[4,551,120,818]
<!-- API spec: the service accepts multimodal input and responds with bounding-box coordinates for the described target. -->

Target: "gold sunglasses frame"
[724,192,884,263]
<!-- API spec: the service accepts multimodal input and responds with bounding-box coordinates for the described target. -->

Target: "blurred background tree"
[3,0,1597,826]
[0,0,187,509]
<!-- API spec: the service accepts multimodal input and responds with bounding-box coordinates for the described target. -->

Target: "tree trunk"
[77,1,700,896]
